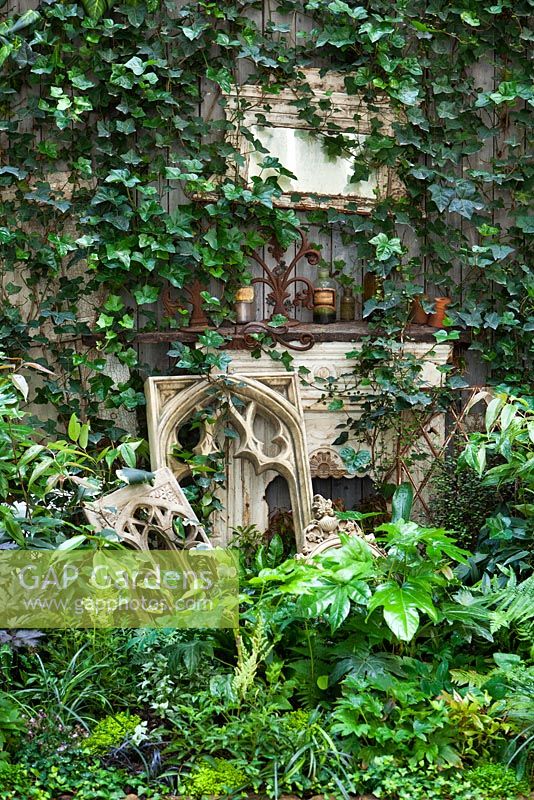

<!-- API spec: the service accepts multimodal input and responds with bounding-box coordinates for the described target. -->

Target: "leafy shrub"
[0,692,25,754]
[83,712,144,756]
[183,758,247,798]
[463,761,530,799]
[459,395,534,579]
[439,690,510,760]
[332,671,459,767]
[354,756,531,800]
[430,454,499,550]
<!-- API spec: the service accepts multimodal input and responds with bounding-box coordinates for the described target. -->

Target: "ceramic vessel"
[410,296,429,325]
[428,297,451,327]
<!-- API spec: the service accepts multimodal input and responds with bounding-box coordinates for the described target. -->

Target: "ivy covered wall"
[0,0,532,440]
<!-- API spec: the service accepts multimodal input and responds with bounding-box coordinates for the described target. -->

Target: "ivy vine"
[0,0,532,443]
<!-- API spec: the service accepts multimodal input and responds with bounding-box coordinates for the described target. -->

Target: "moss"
[184,758,247,798]
[82,712,142,756]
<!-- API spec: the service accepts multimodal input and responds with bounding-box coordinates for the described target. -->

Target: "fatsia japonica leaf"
[368,582,424,641]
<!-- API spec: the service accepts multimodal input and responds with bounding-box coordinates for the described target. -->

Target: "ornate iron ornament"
[241,321,315,352]
[250,228,320,324]
[162,281,209,329]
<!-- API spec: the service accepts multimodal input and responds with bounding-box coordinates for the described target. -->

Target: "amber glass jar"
[313,267,336,324]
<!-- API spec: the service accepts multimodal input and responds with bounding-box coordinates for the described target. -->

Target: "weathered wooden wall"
[5,0,509,390]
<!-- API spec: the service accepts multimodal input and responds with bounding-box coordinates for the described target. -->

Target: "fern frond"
[450,669,488,688]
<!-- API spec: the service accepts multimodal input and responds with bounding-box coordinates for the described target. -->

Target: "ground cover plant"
[0,376,532,797]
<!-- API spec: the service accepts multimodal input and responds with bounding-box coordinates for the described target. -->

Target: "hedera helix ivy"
[0,0,532,441]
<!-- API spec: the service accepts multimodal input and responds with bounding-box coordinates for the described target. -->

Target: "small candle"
[235,286,255,324]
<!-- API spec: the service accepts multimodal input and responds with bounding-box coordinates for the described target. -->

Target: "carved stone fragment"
[84,467,210,551]
[301,494,384,559]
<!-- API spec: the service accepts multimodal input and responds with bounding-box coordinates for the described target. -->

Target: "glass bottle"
[339,286,356,322]
[313,267,336,324]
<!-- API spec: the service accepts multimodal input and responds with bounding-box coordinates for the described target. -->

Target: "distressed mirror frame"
[221,69,403,212]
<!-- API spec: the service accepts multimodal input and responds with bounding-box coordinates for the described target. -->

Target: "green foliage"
[183,758,247,798]
[462,395,534,502]
[438,690,510,761]
[459,394,534,579]
[0,692,24,755]
[462,762,530,800]
[0,757,160,800]
[353,756,530,800]
[83,711,143,756]
[0,360,147,548]
[253,520,469,641]
[333,671,460,767]
[0,0,531,432]
[430,453,500,550]
[15,645,115,729]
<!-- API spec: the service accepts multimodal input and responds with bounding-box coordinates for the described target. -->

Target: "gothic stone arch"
[145,374,314,551]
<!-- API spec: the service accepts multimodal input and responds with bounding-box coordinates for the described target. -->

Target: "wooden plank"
[84,320,461,345]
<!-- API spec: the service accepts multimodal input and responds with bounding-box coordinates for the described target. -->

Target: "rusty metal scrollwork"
[241,322,315,352]
[250,228,320,323]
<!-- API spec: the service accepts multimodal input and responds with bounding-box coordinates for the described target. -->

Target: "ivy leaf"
[395,83,420,106]
[206,66,233,93]
[317,26,356,47]
[124,57,145,76]
[484,312,501,329]
[460,11,480,26]
[448,375,469,389]
[81,0,109,20]
[327,0,367,19]
[515,215,534,233]
[339,447,371,474]
[449,198,478,219]
[359,20,394,43]
[429,184,454,212]
[182,22,209,40]
[0,166,28,180]
[133,285,159,305]
[328,398,344,411]
[433,329,460,343]
[268,314,288,328]
[126,5,145,26]
[198,330,225,349]
[436,101,458,119]
[369,233,403,261]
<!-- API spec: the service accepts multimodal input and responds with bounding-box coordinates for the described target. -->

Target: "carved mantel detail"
[309,448,347,479]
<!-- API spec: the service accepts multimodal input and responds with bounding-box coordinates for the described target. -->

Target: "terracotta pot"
[409,296,429,325]
[428,296,451,327]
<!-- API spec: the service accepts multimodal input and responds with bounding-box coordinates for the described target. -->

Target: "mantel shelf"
[83,322,468,347]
